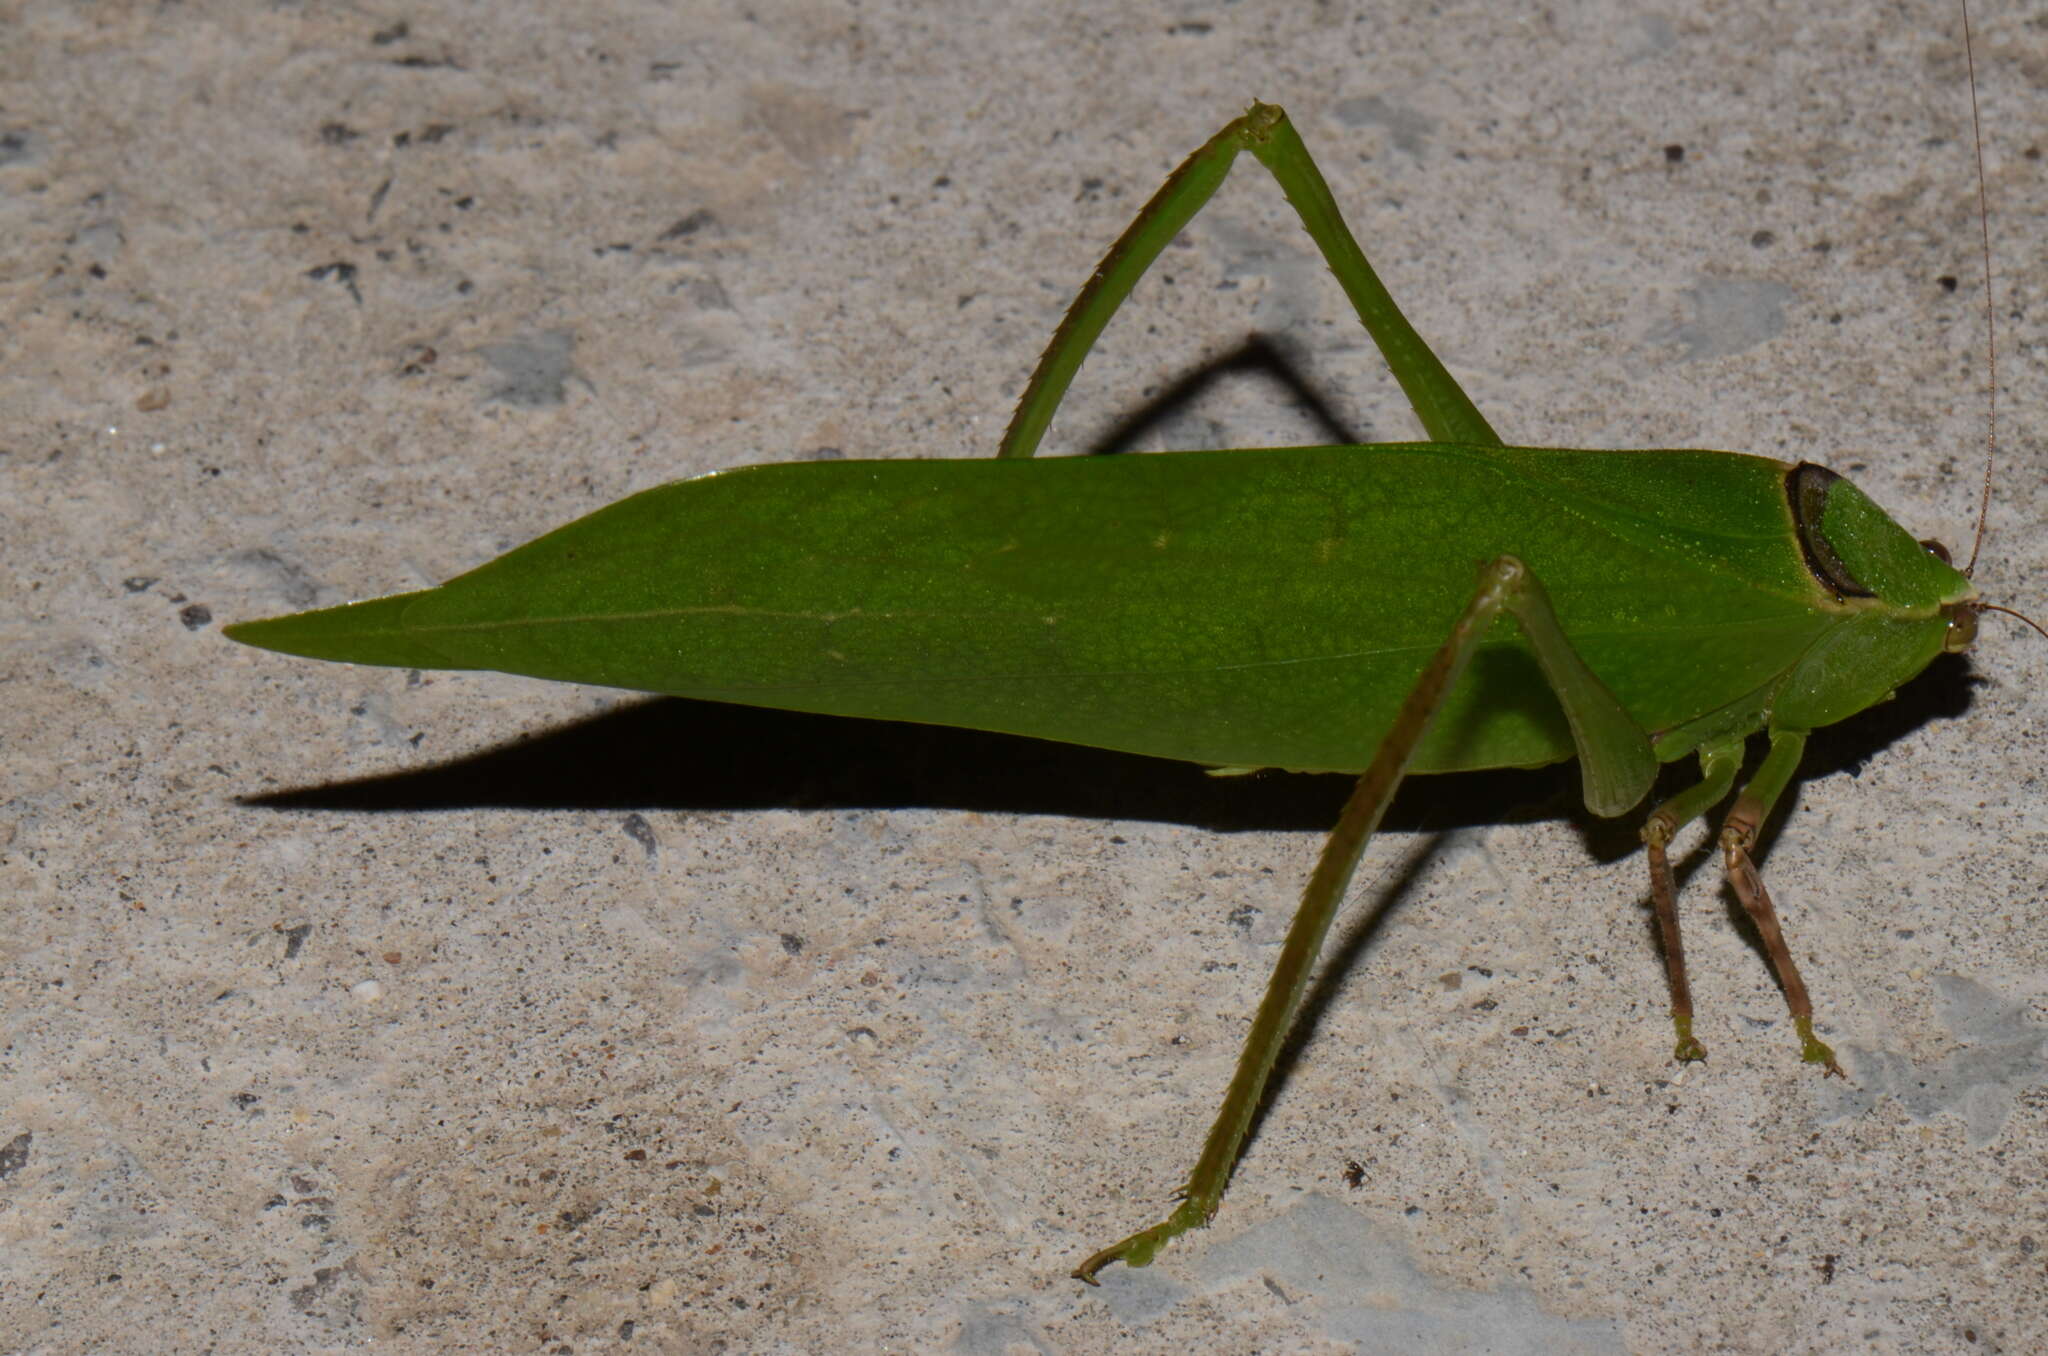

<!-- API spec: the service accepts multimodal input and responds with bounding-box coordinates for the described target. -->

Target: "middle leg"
[1721,729,1843,1075]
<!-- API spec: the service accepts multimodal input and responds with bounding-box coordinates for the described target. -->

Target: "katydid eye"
[1919,539,1952,565]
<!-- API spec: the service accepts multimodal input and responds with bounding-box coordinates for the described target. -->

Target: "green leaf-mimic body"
[228,100,1990,1280]
[228,444,1967,779]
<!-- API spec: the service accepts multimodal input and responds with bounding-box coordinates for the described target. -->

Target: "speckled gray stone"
[3,2,2044,1352]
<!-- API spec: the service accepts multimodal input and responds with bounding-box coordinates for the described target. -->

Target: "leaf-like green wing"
[225,447,1850,777]
[226,589,443,668]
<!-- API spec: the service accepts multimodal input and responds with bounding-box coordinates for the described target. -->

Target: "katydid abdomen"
[226,442,1967,780]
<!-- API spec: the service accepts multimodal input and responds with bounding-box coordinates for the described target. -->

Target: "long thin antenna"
[1975,603,2048,642]
[1960,0,1997,578]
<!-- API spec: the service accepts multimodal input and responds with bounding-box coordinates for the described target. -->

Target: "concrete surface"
[4,1,2044,1351]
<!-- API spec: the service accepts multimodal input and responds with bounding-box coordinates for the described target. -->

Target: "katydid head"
[1771,461,1982,730]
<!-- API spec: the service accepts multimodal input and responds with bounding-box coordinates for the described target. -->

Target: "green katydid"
[226,88,2022,1284]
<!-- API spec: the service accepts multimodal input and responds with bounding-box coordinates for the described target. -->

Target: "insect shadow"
[1073,333,1364,456]
[236,650,1976,1173]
